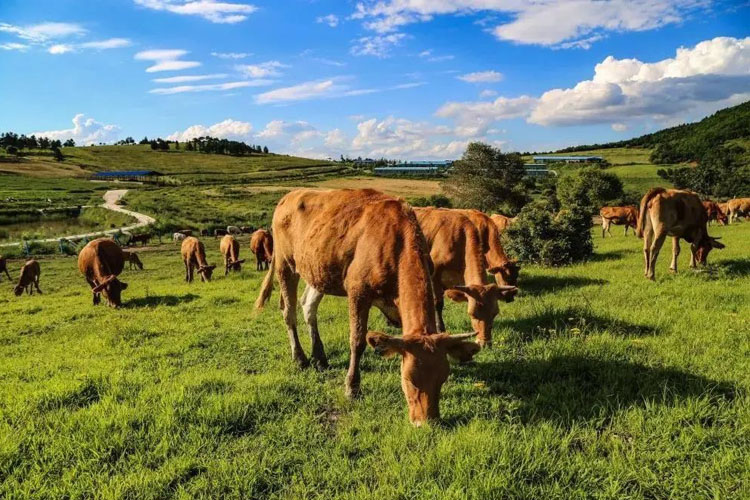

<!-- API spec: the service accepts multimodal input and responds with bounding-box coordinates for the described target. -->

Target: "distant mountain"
[555,100,750,164]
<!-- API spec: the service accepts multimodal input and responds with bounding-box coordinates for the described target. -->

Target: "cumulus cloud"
[458,70,503,83]
[257,120,322,145]
[350,33,407,57]
[167,119,253,141]
[236,61,287,78]
[150,80,271,94]
[33,114,120,145]
[135,49,201,72]
[612,123,628,132]
[436,95,537,136]
[350,116,471,158]
[317,14,340,27]
[134,0,257,23]
[48,44,73,54]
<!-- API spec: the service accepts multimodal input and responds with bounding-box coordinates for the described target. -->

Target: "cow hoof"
[312,358,329,371]
[345,385,361,399]
[294,355,310,369]
[669,268,677,274]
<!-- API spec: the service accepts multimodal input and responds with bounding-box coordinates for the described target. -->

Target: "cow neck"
[485,223,510,266]
[463,231,487,285]
[397,237,438,338]
[196,249,209,267]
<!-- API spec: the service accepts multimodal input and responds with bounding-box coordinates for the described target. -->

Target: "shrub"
[409,194,452,208]
[557,167,625,216]
[503,202,593,266]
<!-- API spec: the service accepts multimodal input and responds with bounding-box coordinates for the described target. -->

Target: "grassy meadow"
[1,222,749,498]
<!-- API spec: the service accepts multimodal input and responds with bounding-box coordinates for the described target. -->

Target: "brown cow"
[121,250,144,270]
[416,207,518,347]
[219,234,245,275]
[637,188,725,280]
[726,197,750,224]
[0,255,11,282]
[250,229,273,271]
[78,238,127,306]
[14,259,42,296]
[181,236,216,283]
[600,206,639,237]
[255,189,479,425]
[702,200,728,226]
[490,213,516,233]
[454,209,520,286]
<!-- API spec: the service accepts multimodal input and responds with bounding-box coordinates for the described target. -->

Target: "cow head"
[488,261,520,286]
[13,284,24,296]
[716,209,728,225]
[228,259,245,272]
[695,236,725,265]
[92,274,128,307]
[445,284,518,347]
[367,331,479,425]
[198,264,216,281]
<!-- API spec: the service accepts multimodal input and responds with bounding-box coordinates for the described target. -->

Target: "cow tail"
[254,255,275,310]
[636,188,665,238]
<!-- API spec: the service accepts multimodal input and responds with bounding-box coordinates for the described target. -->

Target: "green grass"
[0,207,135,242]
[1,223,748,498]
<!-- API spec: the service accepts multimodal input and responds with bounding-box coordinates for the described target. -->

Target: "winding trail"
[1,189,155,247]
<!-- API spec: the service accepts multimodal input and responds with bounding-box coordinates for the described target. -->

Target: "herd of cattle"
[1,189,748,424]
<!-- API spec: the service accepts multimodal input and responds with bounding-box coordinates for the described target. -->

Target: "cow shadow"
[498,305,657,340]
[446,356,735,427]
[126,293,199,308]
[716,258,750,278]
[588,249,631,262]
[519,275,606,297]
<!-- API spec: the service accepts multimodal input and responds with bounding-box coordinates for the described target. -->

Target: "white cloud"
[33,114,120,145]
[255,79,343,104]
[436,95,537,136]
[0,22,85,42]
[317,14,340,27]
[153,73,228,83]
[418,49,453,62]
[350,33,407,57]
[135,49,201,72]
[134,0,257,23]
[350,116,469,158]
[211,51,251,59]
[147,60,201,72]
[0,42,29,51]
[167,119,253,141]
[324,128,348,148]
[479,89,498,98]
[458,70,503,83]
[79,38,132,50]
[150,80,271,94]
[236,60,287,78]
[48,44,73,54]
[611,123,628,132]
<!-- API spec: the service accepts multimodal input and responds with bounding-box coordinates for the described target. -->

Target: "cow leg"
[601,219,607,238]
[345,293,370,398]
[670,237,680,273]
[88,278,101,305]
[279,266,308,368]
[3,268,10,280]
[647,228,667,280]
[624,224,629,236]
[689,243,698,268]
[184,260,189,282]
[256,255,261,271]
[642,230,653,277]
[34,276,41,294]
[301,285,328,370]
[433,281,446,333]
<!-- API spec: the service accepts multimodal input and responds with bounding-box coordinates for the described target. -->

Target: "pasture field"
[0,207,136,242]
[1,223,749,498]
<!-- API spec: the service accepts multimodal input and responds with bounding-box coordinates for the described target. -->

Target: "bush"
[557,167,625,216]
[503,202,593,266]
[409,194,452,208]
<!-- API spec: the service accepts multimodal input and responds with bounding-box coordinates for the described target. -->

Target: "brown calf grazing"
[455,209,520,286]
[181,236,216,282]
[702,200,728,226]
[255,189,479,425]
[250,229,273,271]
[490,213,516,233]
[416,207,518,347]
[14,259,42,296]
[0,255,11,282]
[219,234,245,274]
[121,250,144,270]
[78,238,127,306]
[726,197,750,224]
[130,233,152,246]
[637,188,725,280]
[600,206,639,237]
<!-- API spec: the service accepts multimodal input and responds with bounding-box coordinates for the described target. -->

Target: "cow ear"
[119,280,128,290]
[445,289,468,302]
[366,331,405,358]
[439,333,480,362]
[236,259,246,264]
[208,265,217,271]
[711,238,725,249]
[490,285,518,301]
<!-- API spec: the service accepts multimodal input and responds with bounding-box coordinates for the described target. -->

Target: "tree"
[6,145,18,156]
[442,142,530,214]
[657,146,750,198]
[52,146,64,162]
[263,146,269,154]
[139,137,150,145]
[556,167,624,216]
[63,138,75,147]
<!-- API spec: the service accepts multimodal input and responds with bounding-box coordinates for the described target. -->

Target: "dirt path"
[1,190,155,247]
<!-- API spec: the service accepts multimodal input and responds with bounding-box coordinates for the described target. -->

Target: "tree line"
[1,132,70,161]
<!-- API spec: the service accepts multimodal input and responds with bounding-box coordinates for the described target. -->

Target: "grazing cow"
[250,229,274,271]
[200,228,211,237]
[13,259,42,296]
[130,233,152,246]
[702,200,728,226]
[416,207,518,347]
[240,226,255,234]
[0,255,11,282]
[726,197,750,224]
[219,234,245,274]
[454,209,520,286]
[227,225,242,236]
[255,189,479,425]
[176,229,193,236]
[78,238,127,307]
[637,188,725,280]
[121,250,144,270]
[599,206,639,237]
[214,228,228,238]
[181,236,216,283]
[490,213,516,233]
[173,232,187,242]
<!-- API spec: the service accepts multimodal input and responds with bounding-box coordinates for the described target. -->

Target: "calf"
[14,259,42,296]
[122,250,144,270]
[637,188,724,280]
[219,235,245,274]
[454,209,520,286]
[490,213,516,233]
[702,200,727,226]
[78,238,128,307]
[726,197,750,224]
[227,225,242,236]
[250,229,273,271]
[600,206,639,237]
[255,189,479,425]
[0,255,11,282]
[181,236,216,282]
[130,233,152,246]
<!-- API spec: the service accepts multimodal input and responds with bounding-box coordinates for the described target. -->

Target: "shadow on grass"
[126,293,199,308]
[448,356,736,427]
[499,305,657,340]
[716,258,750,278]
[588,249,631,262]
[519,275,606,297]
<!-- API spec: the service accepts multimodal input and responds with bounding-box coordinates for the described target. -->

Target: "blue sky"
[1,0,748,159]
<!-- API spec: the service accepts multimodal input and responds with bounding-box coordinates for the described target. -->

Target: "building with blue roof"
[90,170,162,181]
[532,155,603,164]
